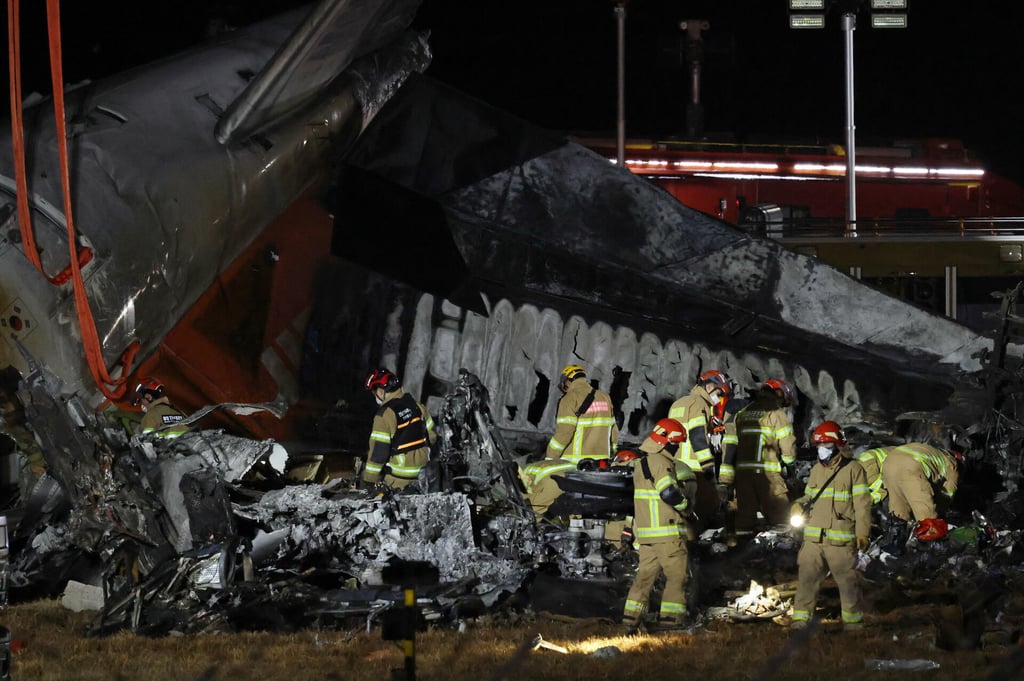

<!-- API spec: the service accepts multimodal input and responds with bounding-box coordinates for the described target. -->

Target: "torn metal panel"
[0,6,430,405]
[320,75,999,447]
[215,0,424,144]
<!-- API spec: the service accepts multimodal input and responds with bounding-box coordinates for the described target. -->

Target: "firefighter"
[733,378,797,533]
[622,418,697,633]
[545,365,618,464]
[790,421,871,630]
[131,378,190,438]
[519,457,577,516]
[667,369,735,530]
[879,441,960,539]
[363,368,436,489]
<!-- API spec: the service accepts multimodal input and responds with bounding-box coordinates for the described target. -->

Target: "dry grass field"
[1,597,1021,681]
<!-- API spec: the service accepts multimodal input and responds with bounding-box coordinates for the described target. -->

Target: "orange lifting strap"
[6,0,139,400]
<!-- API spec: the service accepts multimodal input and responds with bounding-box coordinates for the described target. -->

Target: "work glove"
[790,502,804,518]
[620,527,635,551]
[856,535,870,551]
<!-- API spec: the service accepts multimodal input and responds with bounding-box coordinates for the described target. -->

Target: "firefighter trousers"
[792,541,863,625]
[734,470,790,531]
[881,452,936,521]
[623,538,689,625]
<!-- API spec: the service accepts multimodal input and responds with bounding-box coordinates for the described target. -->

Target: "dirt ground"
[1,594,1021,681]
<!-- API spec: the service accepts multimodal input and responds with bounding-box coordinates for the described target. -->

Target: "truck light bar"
[612,157,986,181]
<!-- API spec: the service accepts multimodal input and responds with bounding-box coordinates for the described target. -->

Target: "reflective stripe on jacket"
[893,442,959,499]
[734,397,795,474]
[140,399,190,438]
[667,386,716,473]
[632,437,696,542]
[797,458,871,546]
[364,390,435,482]
[855,447,888,503]
[546,378,619,462]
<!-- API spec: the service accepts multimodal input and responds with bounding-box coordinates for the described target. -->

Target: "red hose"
[5,0,139,400]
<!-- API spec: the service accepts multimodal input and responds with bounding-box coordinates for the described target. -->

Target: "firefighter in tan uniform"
[733,379,797,532]
[622,419,697,633]
[363,369,436,489]
[880,442,960,529]
[667,370,735,530]
[790,421,871,630]
[546,365,618,463]
[131,378,190,438]
[519,458,577,516]
[855,446,889,504]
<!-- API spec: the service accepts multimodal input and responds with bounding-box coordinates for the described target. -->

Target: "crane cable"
[6,0,139,400]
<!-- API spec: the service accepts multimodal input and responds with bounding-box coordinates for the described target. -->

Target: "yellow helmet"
[559,364,586,391]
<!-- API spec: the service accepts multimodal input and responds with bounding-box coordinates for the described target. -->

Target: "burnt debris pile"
[2,366,1024,641]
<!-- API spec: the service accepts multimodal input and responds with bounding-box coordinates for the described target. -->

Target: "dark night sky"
[4,0,1024,185]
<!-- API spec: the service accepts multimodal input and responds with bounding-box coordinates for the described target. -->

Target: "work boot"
[844,622,865,631]
[620,619,645,636]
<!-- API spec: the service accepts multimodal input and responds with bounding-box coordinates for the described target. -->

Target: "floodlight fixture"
[789,0,826,9]
[871,13,908,28]
[871,0,907,9]
[789,14,826,29]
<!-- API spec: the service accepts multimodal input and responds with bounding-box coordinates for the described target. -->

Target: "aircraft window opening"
[195,94,224,116]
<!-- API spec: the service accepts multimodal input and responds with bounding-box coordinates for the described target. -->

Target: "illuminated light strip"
[932,168,985,177]
[674,160,714,169]
[794,163,846,173]
[693,172,829,181]
[610,157,986,180]
[856,165,891,174]
[712,161,779,171]
[893,166,930,175]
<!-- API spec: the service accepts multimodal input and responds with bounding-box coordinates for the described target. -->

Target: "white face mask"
[708,392,721,406]
[375,396,383,406]
[817,446,835,462]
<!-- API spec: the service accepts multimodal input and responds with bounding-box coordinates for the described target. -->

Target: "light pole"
[841,9,856,236]
[787,0,909,238]
[615,1,627,168]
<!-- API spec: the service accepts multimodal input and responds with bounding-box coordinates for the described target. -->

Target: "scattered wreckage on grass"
[3,359,1024,643]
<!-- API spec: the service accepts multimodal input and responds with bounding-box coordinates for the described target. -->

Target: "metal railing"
[743,216,1024,242]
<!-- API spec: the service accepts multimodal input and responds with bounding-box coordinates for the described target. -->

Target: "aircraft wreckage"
[1,0,1024,641]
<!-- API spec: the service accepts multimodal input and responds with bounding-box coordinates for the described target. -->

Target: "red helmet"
[698,369,733,397]
[364,368,401,393]
[613,449,640,463]
[914,518,949,541]
[810,421,847,447]
[650,418,687,446]
[131,377,164,406]
[764,378,797,406]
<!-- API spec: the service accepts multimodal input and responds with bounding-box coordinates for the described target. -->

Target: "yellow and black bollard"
[380,559,440,681]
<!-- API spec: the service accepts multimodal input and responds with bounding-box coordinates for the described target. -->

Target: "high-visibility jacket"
[734,396,796,475]
[364,389,436,483]
[667,386,719,474]
[632,437,696,543]
[886,442,959,500]
[520,458,577,514]
[546,378,618,462]
[856,446,889,503]
[140,398,190,438]
[796,457,871,546]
